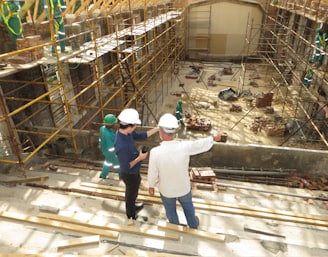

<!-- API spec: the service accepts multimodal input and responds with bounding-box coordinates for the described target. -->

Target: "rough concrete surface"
[0,163,328,256]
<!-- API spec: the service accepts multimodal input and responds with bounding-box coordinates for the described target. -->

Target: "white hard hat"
[118,108,141,125]
[158,113,179,133]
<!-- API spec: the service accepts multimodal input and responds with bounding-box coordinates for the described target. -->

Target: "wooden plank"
[0,211,119,239]
[38,212,180,241]
[5,175,48,184]
[57,235,100,250]
[80,182,328,222]
[76,183,328,227]
[157,220,225,242]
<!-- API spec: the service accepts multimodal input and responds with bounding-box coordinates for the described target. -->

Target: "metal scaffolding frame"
[237,0,328,149]
[0,0,185,170]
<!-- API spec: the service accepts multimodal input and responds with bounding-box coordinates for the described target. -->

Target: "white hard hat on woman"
[118,108,141,125]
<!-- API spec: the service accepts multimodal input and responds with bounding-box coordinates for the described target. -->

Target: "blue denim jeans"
[160,190,199,228]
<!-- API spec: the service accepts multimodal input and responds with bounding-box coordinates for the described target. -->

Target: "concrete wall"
[46,127,328,176]
[187,0,263,59]
[189,142,328,175]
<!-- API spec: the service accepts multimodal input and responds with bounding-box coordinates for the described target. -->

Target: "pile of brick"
[255,92,274,108]
[10,36,44,64]
[264,123,286,137]
[250,116,270,133]
[288,175,328,191]
[229,103,242,112]
[264,106,274,114]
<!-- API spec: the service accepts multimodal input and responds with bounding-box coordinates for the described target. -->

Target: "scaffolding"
[0,0,185,170]
[238,0,328,148]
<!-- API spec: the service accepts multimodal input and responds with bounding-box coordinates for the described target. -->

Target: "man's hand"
[148,187,155,196]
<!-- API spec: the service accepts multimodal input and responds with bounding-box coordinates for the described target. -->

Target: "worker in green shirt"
[175,99,184,126]
[44,0,67,53]
[99,114,121,179]
[0,0,24,50]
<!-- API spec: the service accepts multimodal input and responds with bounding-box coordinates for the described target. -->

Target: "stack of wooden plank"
[190,167,217,190]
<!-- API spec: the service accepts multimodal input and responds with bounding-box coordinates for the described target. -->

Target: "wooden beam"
[38,212,180,241]
[57,235,100,250]
[108,0,121,12]
[72,184,328,228]
[33,0,40,22]
[74,0,92,17]
[88,0,103,15]
[19,0,36,19]
[0,211,119,239]
[63,0,77,15]
[99,0,112,11]
[36,11,47,24]
[4,175,48,184]
[80,182,328,222]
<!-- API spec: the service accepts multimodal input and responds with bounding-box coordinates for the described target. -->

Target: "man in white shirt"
[148,113,221,228]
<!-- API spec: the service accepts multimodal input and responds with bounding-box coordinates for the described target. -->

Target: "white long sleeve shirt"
[148,136,214,198]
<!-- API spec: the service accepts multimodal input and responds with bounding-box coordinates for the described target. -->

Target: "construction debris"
[39,205,60,214]
[185,65,202,79]
[207,74,217,87]
[255,92,274,108]
[222,66,233,75]
[264,123,286,137]
[218,87,238,101]
[230,104,243,112]
[185,114,211,131]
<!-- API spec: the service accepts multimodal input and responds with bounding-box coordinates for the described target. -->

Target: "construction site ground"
[0,61,328,256]
[162,61,326,150]
[0,160,328,256]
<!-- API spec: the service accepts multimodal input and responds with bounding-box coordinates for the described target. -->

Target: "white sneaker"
[126,218,134,226]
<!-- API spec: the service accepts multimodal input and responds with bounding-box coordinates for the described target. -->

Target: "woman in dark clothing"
[114,108,159,225]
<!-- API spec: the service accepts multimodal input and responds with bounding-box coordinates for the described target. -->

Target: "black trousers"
[121,172,141,219]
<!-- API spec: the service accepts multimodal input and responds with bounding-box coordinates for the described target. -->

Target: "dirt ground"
[159,61,326,150]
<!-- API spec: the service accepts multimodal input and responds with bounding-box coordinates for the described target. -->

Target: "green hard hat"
[104,114,118,125]
[178,99,183,104]
[316,27,321,32]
